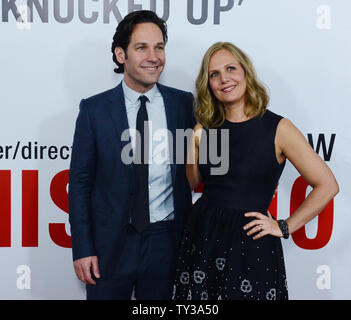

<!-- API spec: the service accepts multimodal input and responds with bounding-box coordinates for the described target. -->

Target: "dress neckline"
[224,113,260,125]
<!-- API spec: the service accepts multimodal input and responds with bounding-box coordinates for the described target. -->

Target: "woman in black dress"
[173,42,339,300]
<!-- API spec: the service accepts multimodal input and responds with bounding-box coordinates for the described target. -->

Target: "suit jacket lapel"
[107,82,135,180]
[107,82,131,148]
[157,83,178,184]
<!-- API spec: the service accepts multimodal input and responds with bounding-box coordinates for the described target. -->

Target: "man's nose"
[146,48,159,62]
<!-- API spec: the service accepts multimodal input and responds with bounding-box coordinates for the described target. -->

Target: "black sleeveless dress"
[173,110,288,300]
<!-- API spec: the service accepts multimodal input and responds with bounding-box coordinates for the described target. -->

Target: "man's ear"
[115,47,126,64]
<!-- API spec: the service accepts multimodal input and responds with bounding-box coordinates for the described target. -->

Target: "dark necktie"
[131,95,150,232]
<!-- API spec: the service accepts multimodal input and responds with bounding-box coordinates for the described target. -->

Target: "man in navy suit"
[68,10,195,300]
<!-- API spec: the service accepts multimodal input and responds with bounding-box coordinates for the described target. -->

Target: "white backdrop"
[0,0,350,300]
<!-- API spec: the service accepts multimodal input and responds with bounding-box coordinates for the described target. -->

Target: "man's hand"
[73,256,100,285]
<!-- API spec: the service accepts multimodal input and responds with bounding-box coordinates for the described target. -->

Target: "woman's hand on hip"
[243,211,283,240]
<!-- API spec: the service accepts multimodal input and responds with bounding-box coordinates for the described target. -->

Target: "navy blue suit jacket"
[68,81,195,278]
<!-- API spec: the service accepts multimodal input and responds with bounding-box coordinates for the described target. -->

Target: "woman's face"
[208,49,247,108]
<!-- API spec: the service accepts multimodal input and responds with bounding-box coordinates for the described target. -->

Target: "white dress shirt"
[122,80,175,222]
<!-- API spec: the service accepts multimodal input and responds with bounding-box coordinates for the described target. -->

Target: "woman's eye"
[210,72,217,78]
[227,66,235,71]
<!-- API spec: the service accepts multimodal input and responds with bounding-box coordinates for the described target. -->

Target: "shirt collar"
[122,80,159,106]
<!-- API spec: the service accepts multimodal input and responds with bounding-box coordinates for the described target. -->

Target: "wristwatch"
[278,219,290,239]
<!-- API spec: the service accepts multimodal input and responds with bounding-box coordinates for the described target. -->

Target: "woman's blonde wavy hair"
[195,42,269,129]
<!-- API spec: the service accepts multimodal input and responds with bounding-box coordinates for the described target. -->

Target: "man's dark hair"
[111,10,168,74]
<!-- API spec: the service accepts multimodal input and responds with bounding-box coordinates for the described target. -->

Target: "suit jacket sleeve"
[187,91,197,129]
[68,99,97,261]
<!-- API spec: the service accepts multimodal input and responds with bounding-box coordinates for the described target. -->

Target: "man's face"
[115,22,166,93]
